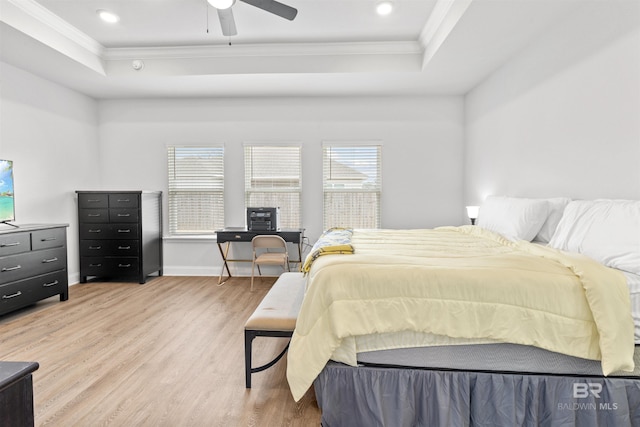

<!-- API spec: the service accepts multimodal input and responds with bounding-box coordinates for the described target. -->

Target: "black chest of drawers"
[0,224,69,316]
[77,191,163,284]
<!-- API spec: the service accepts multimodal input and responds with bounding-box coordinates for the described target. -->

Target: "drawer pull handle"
[117,229,131,233]
[118,246,131,250]
[1,265,21,272]
[2,291,22,300]
[43,257,58,263]
[88,229,102,233]
[41,237,57,242]
[43,280,59,287]
[87,213,101,217]
[117,213,131,217]
[0,242,20,247]
[235,235,242,239]
[89,263,103,267]
[89,246,102,250]
[87,199,102,203]
[118,263,132,268]
[117,199,130,203]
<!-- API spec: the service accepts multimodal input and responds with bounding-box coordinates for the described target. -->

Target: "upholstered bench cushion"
[245,272,306,332]
[244,272,307,388]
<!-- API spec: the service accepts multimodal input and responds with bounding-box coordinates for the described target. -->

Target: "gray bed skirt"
[313,362,640,427]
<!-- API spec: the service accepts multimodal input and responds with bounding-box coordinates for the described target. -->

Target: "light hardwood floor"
[0,276,321,426]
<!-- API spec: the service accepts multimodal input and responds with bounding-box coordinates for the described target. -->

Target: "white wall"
[0,61,101,282]
[7,0,638,281]
[98,96,465,276]
[464,1,640,205]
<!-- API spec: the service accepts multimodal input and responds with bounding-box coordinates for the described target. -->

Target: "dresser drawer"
[0,270,67,312]
[81,257,140,277]
[28,270,68,301]
[80,257,109,277]
[32,227,66,250]
[0,280,33,313]
[78,193,108,208]
[0,248,67,284]
[78,209,109,223]
[109,194,139,208]
[107,224,139,240]
[79,240,108,257]
[109,208,139,223]
[79,223,108,240]
[109,258,139,275]
[0,233,30,257]
[80,224,140,240]
[109,240,139,256]
[80,240,139,257]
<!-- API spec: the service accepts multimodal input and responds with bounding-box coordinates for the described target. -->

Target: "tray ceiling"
[0,0,587,98]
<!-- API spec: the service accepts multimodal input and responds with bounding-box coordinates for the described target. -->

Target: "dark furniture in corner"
[0,224,68,316]
[0,361,39,427]
[77,191,163,284]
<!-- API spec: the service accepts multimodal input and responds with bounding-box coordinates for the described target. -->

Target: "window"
[322,142,382,230]
[167,146,224,235]
[244,144,302,229]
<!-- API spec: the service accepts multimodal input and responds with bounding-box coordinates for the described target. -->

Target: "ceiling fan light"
[97,9,120,23]
[208,0,235,9]
[376,1,394,16]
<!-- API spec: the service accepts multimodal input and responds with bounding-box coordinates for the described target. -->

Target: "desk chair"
[251,235,290,291]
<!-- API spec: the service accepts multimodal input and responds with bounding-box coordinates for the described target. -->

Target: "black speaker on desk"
[247,207,279,231]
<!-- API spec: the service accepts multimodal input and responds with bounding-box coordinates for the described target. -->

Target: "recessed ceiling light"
[208,0,236,10]
[376,1,394,16]
[97,9,120,24]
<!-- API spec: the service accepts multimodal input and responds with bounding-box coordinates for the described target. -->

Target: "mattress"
[357,342,640,377]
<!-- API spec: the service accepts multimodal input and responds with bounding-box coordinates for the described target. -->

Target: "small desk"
[216,228,304,284]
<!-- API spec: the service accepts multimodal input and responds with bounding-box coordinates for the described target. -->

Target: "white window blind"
[322,142,382,230]
[167,146,224,235]
[244,144,302,229]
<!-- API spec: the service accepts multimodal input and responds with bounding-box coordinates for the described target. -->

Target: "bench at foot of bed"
[244,272,305,388]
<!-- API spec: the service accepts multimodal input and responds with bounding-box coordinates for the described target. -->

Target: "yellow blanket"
[286,226,635,401]
[300,228,354,273]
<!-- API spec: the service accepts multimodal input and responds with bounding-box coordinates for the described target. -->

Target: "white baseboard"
[67,265,295,284]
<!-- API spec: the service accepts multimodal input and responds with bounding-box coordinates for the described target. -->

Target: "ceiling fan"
[207,0,298,36]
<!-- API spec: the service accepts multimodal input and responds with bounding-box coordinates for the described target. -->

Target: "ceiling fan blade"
[217,8,238,36]
[240,0,298,21]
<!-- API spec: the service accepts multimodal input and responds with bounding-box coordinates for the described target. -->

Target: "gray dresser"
[0,224,68,316]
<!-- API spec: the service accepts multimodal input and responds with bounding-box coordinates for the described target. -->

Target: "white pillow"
[548,199,640,275]
[534,197,571,243]
[477,196,550,242]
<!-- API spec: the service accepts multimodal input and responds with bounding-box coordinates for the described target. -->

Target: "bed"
[286,197,640,426]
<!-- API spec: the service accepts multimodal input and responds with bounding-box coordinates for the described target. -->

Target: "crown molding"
[4,0,104,56]
[1,1,424,78]
[102,41,423,76]
[419,0,473,69]
[102,40,423,61]
[1,0,105,74]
